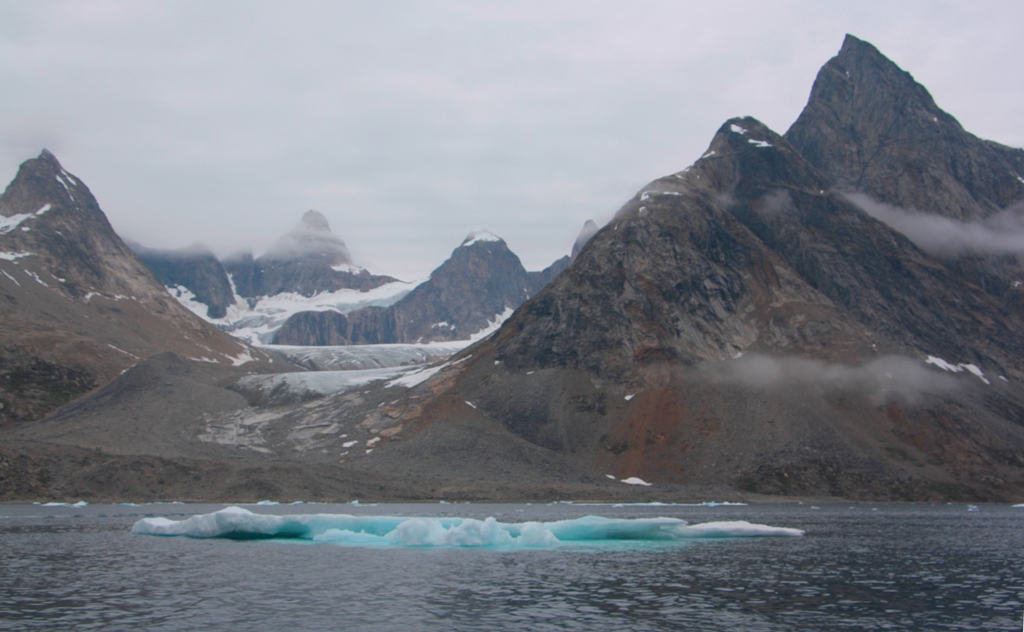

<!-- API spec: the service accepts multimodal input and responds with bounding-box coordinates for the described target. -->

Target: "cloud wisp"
[700,353,964,404]
[845,192,1024,258]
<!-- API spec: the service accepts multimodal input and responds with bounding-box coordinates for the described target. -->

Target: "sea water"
[1,502,1021,630]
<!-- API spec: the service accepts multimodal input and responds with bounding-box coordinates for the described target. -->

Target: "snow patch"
[701,150,716,159]
[1,270,20,286]
[748,139,772,148]
[461,230,502,247]
[24,270,48,287]
[229,350,255,366]
[0,204,51,234]
[0,251,31,261]
[925,356,991,384]
[729,124,747,135]
[620,477,652,486]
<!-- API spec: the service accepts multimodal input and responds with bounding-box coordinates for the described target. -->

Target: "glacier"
[131,507,804,547]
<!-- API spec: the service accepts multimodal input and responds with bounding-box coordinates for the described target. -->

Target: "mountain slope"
[0,151,276,425]
[133,242,236,319]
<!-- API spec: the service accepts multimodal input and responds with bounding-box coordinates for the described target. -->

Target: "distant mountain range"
[133,211,588,345]
[2,35,1023,503]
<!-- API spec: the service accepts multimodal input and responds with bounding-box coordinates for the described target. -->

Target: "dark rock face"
[785,33,1024,316]
[0,151,273,425]
[786,35,1024,222]
[528,255,570,293]
[274,232,535,344]
[394,38,1024,500]
[133,243,235,318]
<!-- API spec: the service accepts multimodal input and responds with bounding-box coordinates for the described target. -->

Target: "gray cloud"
[701,353,963,404]
[845,193,1024,258]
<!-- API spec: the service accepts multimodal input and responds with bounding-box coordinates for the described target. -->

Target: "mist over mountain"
[3,35,1024,504]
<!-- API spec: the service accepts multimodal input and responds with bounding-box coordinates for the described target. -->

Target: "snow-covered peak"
[461,230,503,247]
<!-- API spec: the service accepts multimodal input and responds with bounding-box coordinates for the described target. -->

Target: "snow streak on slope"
[132,507,804,547]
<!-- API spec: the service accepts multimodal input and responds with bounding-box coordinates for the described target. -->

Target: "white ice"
[131,507,804,546]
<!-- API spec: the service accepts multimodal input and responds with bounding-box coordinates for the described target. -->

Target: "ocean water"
[1,502,1021,631]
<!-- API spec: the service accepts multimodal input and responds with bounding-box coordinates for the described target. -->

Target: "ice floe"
[131,507,804,546]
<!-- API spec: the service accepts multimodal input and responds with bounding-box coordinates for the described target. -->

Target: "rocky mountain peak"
[0,149,98,221]
[786,35,1024,221]
[262,209,352,264]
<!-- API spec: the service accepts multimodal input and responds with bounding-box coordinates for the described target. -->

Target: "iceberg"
[131,507,804,547]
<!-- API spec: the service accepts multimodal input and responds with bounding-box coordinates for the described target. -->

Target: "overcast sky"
[1,1,1022,280]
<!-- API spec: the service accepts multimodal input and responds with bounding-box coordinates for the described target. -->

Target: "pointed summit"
[262,209,352,264]
[785,35,1024,221]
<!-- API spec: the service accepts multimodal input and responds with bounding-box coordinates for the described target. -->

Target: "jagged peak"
[461,229,504,247]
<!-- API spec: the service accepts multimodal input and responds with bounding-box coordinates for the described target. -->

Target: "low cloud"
[845,192,1024,258]
[700,353,963,404]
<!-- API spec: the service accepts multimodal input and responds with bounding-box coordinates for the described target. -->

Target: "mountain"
[786,35,1024,222]
[347,37,1024,501]
[132,242,236,319]
[786,34,1024,303]
[133,210,408,343]
[225,210,397,298]
[274,230,535,345]
[0,151,277,425]
[5,36,1023,503]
